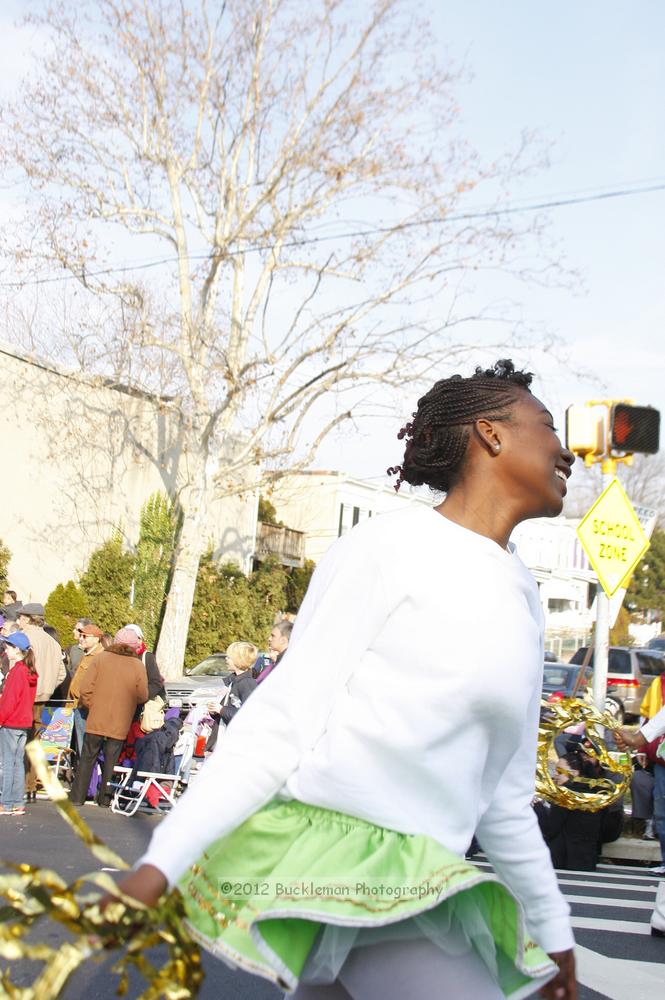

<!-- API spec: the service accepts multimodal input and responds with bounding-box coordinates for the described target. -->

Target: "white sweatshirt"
[140,506,573,953]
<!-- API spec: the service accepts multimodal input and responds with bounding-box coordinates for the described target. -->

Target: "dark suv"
[647,636,665,653]
[569,646,665,723]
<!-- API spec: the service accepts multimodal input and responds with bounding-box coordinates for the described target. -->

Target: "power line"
[2,179,664,289]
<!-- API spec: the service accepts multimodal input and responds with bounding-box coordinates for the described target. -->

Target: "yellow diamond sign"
[576,477,650,596]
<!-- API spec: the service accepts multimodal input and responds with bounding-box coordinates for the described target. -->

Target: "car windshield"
[569,648,632,674]
[542,666,590,692]
[543,667,571,688]
[188,656,228,677]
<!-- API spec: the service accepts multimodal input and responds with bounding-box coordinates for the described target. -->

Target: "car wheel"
[604,696,624,725]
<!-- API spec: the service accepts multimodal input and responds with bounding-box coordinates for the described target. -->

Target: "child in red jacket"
[0,631,38,816]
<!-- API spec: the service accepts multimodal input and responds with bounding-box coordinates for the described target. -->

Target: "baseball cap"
[3,631,31,651]
[79,623,103,637]
[18,603,45,617]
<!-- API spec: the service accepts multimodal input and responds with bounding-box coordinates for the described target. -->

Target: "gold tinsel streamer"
[0,705,632,995]
[0,741,203,999]
[536,697,632,811]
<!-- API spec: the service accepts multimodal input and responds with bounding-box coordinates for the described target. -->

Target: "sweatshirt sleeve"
[642,704,665,742]
[475,679,574,954]
[139,528,391,885]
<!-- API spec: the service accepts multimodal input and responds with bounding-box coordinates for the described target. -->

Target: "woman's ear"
[474,418,502,455]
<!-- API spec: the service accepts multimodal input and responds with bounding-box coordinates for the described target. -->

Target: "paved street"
[1,801,663,999]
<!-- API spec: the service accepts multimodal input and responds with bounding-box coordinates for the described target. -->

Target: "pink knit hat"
[113,627,142,648]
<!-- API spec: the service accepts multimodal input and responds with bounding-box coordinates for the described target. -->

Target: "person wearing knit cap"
[121,624,165,702]
[69,628,148,807]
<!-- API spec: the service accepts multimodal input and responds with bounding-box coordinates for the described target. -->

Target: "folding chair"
[36,705,76,789]
[109,732,194,817]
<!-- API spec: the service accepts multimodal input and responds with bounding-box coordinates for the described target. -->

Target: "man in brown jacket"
[69,628,149,807]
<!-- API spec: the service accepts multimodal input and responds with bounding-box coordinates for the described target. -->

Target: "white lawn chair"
[109,732,194,816]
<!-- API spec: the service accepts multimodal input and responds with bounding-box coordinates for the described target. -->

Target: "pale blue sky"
[336,0,665,478]
[1,1,663,485]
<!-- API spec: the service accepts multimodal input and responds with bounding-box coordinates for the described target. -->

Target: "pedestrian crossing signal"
[609,404,660,455]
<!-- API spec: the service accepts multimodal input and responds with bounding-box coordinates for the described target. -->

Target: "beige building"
[0,341,257,601]
[267,471,433,564]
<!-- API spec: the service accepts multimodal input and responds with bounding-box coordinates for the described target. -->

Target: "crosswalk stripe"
[564,894,653,910]
[558,877,658,892]
[563,871,662,883]
[571,915,652,935]
[575,943,664,1000]
[473,859,660,892]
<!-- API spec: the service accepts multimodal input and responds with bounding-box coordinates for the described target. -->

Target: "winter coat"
[220,670,257,724]
[142,650,166,702]
[22,624,66,702]
[69,642,105,706]
[78,648,148,740]
[130,718,183,780]
[0,661,38,729]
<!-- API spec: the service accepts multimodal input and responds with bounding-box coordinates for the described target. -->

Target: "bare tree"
[1,0,560,675]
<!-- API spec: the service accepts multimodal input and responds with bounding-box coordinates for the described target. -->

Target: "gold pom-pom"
[536,698,631,811]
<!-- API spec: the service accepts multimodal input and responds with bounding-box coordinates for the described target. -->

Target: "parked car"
[568,646,665,723]
[647,636,665,653]
[165,654,232,709]
[542,663,592,702]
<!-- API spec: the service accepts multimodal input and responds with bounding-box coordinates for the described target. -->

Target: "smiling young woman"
[112,360,577,1000]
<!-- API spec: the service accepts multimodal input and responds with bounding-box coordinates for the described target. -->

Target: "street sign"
[607,504,658,625]
[577,478,650,597]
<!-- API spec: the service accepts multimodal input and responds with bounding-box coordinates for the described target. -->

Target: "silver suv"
[569,646,665,723]
[164,654,232,709]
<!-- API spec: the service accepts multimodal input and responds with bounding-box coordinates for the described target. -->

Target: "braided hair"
[388,359,533,493]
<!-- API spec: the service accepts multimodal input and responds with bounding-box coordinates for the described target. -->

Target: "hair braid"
[388,359,533,492]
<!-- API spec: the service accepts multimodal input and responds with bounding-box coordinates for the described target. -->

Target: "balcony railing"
[255,522,305,568]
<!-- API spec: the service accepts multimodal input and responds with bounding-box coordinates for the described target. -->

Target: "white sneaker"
[649,865,665,875]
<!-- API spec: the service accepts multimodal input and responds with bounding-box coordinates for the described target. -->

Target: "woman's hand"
[614,728,646,752]
[100,864,168,912]
[539,949,576,1000]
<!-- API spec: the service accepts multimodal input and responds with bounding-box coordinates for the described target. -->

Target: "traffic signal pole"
[591,459,616,714]
[566,398,660,716]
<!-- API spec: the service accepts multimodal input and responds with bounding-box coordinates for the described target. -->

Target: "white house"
[266,471,433,564]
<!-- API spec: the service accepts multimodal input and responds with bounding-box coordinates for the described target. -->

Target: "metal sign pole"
[568,398,658,715]
[592,464,614,713]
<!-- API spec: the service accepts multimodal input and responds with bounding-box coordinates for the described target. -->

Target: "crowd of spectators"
[0,586,292,814]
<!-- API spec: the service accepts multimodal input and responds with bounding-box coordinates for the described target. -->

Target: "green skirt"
[179,800,556,997]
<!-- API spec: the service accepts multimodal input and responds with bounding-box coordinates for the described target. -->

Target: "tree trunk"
[155,487,211,679]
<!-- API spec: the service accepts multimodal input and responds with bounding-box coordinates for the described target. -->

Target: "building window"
[548,598,574,613]
[339,503,373,537]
